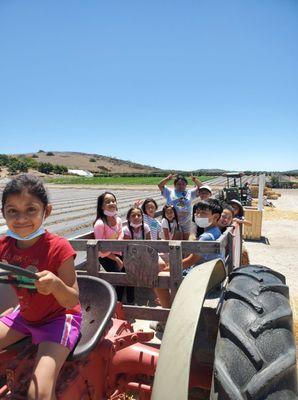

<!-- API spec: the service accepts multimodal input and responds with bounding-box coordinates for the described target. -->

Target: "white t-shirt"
[123,223,151,239]
[161,218,179,240]
[162,186,197,227]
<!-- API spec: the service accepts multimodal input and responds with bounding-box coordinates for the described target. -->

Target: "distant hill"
[13,151,162,174]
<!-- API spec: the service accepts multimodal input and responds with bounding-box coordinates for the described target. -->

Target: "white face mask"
[6,213,46,241]
[130,222,142,228]
[104,210,117,217]
[195,217,212,228]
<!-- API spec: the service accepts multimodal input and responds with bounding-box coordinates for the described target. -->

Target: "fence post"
[169,241,183,303]
[227,231,234,274]
[86,240,99,277]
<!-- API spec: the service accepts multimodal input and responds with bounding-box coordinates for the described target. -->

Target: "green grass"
[44,175,214,185]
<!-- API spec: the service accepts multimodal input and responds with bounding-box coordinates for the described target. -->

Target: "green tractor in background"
[218,172,252,206]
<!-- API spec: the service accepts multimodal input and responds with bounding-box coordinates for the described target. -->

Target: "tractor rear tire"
[211,265,297,400]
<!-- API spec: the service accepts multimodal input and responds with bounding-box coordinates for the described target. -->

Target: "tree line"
[0,154,68,175]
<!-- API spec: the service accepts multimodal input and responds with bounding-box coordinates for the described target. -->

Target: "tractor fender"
[152,258,226,400]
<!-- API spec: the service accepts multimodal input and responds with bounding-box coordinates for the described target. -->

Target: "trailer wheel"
[211,265,297,400]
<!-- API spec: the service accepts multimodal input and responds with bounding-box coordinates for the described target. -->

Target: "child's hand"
[167,173,176,180]
[134,199,143,207]
[35,270,60,295]
[115,257,124,271]
[233,218,243,224]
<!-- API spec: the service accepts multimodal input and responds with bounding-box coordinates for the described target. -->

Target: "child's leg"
[28,341,70,400]
[182,231,190,240]
[0,321,26,350]
[154,288,171,309]
[158,256,167,271]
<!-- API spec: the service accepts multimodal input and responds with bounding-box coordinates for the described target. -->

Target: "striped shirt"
[143,215,161,240]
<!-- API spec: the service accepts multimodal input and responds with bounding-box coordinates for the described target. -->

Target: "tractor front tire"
[211,265,297,400]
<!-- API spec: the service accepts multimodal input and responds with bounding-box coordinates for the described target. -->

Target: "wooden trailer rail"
[70,225,241,323]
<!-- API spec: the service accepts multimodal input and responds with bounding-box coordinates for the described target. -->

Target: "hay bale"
[267,194,279,200]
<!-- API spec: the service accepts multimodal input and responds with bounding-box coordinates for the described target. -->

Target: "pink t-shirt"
[93,217,123,257]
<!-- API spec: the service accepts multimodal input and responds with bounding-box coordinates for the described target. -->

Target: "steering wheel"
[0,262,38,289]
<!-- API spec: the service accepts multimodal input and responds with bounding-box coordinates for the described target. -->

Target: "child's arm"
[233,218,252,227]
[123,226,131,240]
[94,220,111,257]
[182,253,203,269]
[104,253,123,269]
[190,175,203,189]
[158,174,175,192]
[35,257,79,309]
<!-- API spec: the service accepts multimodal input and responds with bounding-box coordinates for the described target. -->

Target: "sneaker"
[149,321,166,332]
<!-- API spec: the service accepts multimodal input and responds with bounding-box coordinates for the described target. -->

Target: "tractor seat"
[69,275,117,360]
[2,276,117,361]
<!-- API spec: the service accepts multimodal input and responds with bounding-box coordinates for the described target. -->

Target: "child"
[161,204,181,240]
[183,199,223,270]
[93,192,134,304]
[0,174,81,400]
[158,174,202,240]
[123,207,151,240]
[141,198,161,240]
[218,203,235,233]
[192,185,213,228]
[229,199,252,227]
[229,199,251,265]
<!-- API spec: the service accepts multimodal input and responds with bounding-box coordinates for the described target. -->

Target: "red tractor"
[0,226,297,399]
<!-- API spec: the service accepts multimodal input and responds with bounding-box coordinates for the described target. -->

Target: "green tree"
[38,162,54,174]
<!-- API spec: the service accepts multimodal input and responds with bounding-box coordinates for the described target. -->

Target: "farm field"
[0,175,256,238]
[44,175,214,185]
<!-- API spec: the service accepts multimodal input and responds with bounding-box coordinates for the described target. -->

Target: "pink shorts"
[0,310,82,351]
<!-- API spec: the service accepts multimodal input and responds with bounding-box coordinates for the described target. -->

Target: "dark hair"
[93,191,117,226]
[141,198,158,215]
[195,199,223,221]
[229,200,244,218]
[174,175,188,186]
[222,203,235,214]
[162,204,180,233]
[219,203,235,233]
[1,174,49,212]
[126,207,145,239]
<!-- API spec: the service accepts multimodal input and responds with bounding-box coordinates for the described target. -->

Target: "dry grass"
[15,151,158,174]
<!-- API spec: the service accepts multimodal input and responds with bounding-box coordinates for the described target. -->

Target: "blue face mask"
[6,215,46,241]
[6,226,46,241]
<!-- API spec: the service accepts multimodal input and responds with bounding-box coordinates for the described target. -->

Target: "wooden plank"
[243,207,263,240]
[70,238,221,254]
[86,240,99,276]
[77,270,172,289]
[124,244,160,287]
[98,271,171,288]
[123,305,170,322]
[226,231,234,274]
[168,241,183,302]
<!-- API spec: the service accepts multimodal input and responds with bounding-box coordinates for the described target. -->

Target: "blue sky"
[0,0,297,171]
